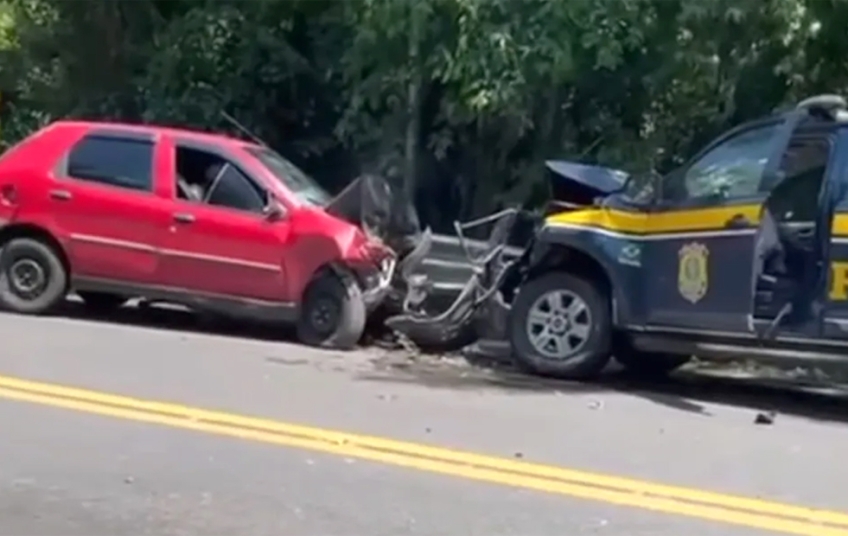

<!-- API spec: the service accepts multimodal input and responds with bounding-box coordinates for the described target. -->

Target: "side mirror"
[263,201,285,222]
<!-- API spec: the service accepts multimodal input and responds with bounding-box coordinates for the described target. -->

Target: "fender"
[523,224,643,326]
[281,231,348,301]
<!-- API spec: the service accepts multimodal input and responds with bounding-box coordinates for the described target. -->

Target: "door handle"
[793,226,816,239]
[173,213,195,224]
[49,189,72,201]
[724,213,753,229]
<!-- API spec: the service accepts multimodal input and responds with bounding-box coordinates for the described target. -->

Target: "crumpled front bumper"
[359,256,397,311]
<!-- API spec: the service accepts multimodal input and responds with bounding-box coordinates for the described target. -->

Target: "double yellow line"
[0,374,846,535]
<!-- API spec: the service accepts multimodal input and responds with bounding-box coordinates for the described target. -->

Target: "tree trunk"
[403,3,423,200]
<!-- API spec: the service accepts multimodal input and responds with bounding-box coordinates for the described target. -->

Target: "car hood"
[545,160,629,203]
[324,174,421,254]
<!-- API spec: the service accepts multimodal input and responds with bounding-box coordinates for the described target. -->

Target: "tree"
[0,0,836,231]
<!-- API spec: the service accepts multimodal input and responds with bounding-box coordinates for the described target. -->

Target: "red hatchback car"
[0,120,395,349]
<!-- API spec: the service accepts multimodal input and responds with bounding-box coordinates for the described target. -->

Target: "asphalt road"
[2,303,848,535]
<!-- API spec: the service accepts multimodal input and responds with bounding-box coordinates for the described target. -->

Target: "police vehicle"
[505,94,848,379]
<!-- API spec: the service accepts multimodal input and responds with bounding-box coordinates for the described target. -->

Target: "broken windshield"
[247,146,332,207]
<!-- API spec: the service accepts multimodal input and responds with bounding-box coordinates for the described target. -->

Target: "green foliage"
[0,0,841,230]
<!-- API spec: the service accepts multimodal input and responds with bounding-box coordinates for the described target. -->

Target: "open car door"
[749,96,843,338]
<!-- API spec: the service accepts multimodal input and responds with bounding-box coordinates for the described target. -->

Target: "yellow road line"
[0,375,846,535]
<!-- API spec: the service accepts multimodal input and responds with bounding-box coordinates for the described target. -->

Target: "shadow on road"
[51,299,848,427]
[53,299,298,343]
[361,351,848,426]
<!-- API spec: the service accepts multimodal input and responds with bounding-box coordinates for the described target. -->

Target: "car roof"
[48,120,262,150]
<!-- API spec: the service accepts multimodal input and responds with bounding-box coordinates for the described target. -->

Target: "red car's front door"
[157,144,291,303]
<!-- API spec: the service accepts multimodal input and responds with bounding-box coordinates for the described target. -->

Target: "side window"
[206,164,267,212]
[764,137,831,224]
[662,124,781,203]
[66,135,153,191]
[174,145,267,214]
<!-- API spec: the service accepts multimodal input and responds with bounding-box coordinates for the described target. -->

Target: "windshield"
[247,147,332,207]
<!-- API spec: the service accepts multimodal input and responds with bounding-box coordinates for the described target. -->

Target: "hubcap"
[309,295,340,335]
[8,258,47,298]
[525,289,592,360]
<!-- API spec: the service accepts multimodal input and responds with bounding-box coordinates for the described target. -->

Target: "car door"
[821,131,848,339]
[157,142,291,303]
[643,119,792,332]
[49,130,171,285]
[750,126,842,339]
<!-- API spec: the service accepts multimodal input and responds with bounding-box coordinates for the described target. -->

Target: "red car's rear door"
[48,129,171,285]
[156,140,291,303]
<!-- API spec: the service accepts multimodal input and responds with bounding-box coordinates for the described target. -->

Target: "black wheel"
[0,237,68,315]
[509,272,611,379]
[78,291,126,313]
[296,270,366,350]
[613,333,690,377]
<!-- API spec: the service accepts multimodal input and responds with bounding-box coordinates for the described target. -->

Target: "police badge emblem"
[678,242,709,303]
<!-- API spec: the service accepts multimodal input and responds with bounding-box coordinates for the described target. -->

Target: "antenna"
[219,110,268,148]
[190,81,271,146]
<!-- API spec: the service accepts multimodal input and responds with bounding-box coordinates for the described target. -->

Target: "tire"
[0,237,68,315]
[613,333,689,377]
[509,272,612,379]
[296,269,366,350]
[78,291,126,313]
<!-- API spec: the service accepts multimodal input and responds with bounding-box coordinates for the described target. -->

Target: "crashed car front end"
[498,159,631,284]
[319,161,631,349]
[322,173,416,312]
[381,159,632,351]
[357,248,397,311]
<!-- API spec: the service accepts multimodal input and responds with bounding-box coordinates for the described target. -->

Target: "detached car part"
[380,158,630,349]
[385,208,520,349]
